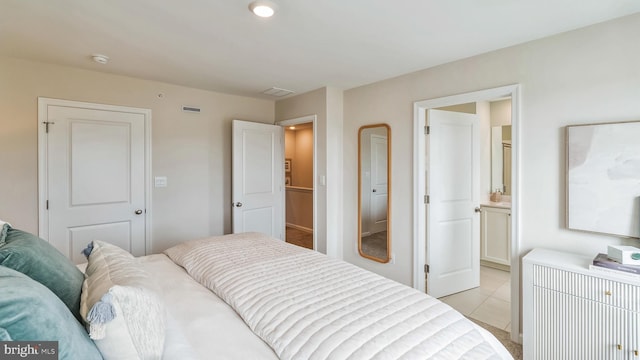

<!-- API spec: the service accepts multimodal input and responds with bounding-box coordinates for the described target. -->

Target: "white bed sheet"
[137,254,278,360]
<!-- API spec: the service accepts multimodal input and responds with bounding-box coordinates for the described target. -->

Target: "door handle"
[372,189,377,192]
[474,207,481,213]
[134,209,143,215]
[233,202,243,208]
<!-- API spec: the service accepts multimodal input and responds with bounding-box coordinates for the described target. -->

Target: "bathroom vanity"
[480,202,511,270]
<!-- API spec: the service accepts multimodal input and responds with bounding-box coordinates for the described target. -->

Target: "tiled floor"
[439,266,511,332]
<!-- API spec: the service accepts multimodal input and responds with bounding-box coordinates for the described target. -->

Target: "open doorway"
[413,85,520,343]
[277,115,317,250]
[431,99,513,334]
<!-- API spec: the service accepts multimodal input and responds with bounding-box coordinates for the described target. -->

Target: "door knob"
[134,209,143,215]
[474,207,481,213]
[372,189,377,192]
[233,202,243,208]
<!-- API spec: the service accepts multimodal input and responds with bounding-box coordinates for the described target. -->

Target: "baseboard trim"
[286,223,313,233]
[480,260,511,272]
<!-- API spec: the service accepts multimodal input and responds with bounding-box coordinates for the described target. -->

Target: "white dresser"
[523,248,640,359]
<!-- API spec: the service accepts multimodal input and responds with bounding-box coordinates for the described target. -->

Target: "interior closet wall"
[285,127,313,231]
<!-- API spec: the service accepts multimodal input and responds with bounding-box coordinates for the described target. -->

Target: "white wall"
[343,13,640,285]
[490,99,511,127]
[326,87,345,259]
[477,101,492,200]
[0,56,274,253]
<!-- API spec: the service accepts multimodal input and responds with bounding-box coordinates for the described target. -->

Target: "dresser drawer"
[532,264,640,311]
[524,249,640,360]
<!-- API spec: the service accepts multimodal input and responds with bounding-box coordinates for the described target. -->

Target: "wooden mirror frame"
[358,124,391,263]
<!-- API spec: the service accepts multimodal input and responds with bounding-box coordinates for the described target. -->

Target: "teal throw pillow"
[0,265,102,359]
[0,228,84,322]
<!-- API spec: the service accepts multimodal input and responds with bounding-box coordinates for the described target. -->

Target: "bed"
[0,222,512,359]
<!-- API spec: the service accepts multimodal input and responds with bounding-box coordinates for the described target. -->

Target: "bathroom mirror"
[358,124,391,263]
[491,125,512,196]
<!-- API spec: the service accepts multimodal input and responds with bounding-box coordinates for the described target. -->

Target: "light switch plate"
[154,176,167,188]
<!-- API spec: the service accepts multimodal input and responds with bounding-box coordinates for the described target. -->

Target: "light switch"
[154,176,167,188]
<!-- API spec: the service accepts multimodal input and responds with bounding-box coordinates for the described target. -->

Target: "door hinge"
[43,121,55,133]
[424,126,430,135]
[46,200,49,210]
[424,195,429,204]
[424,264,429,273]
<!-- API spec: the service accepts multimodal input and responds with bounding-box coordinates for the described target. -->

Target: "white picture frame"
[567,121,640,238]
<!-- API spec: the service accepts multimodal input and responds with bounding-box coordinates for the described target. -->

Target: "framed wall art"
[566,121,640,238]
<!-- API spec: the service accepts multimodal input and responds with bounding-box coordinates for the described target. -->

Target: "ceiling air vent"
[182,106,201,113]
[261,87,294,97]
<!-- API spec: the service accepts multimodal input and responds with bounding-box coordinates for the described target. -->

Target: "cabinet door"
[533,286,637,360]
[480,207,510,266]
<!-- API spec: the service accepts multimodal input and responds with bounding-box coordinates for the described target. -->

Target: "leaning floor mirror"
[358,124,391,263]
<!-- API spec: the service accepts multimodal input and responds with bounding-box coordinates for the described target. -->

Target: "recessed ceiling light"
[289,126,296,130]
[249,1,275,18]
[91,54,109,65]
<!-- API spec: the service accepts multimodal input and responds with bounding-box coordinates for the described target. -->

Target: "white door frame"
[37,97,153,254]
[276,114,317,250]
[413,84,520,343]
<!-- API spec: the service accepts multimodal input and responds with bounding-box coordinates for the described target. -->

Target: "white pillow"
[80,241,165,360]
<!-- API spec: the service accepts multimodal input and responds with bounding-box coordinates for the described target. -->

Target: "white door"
[232,120,284,239]
[426,109,480,298]
[40,99,149,264]
[370,134,388,234]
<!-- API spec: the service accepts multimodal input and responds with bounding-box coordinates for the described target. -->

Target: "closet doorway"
[277,115,317,250]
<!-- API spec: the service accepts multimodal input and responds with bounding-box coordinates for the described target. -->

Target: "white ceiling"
[1,1,639,99]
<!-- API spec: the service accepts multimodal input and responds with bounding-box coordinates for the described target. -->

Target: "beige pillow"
[80,241,165,360]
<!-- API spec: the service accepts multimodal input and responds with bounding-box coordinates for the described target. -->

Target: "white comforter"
[165,233,512,360]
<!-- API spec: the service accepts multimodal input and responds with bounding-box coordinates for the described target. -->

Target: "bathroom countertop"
[481,201,511,209]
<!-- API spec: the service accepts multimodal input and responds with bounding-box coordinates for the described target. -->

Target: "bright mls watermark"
[0,342,57,359]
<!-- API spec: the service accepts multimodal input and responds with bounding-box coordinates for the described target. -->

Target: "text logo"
[0,342,58,360]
